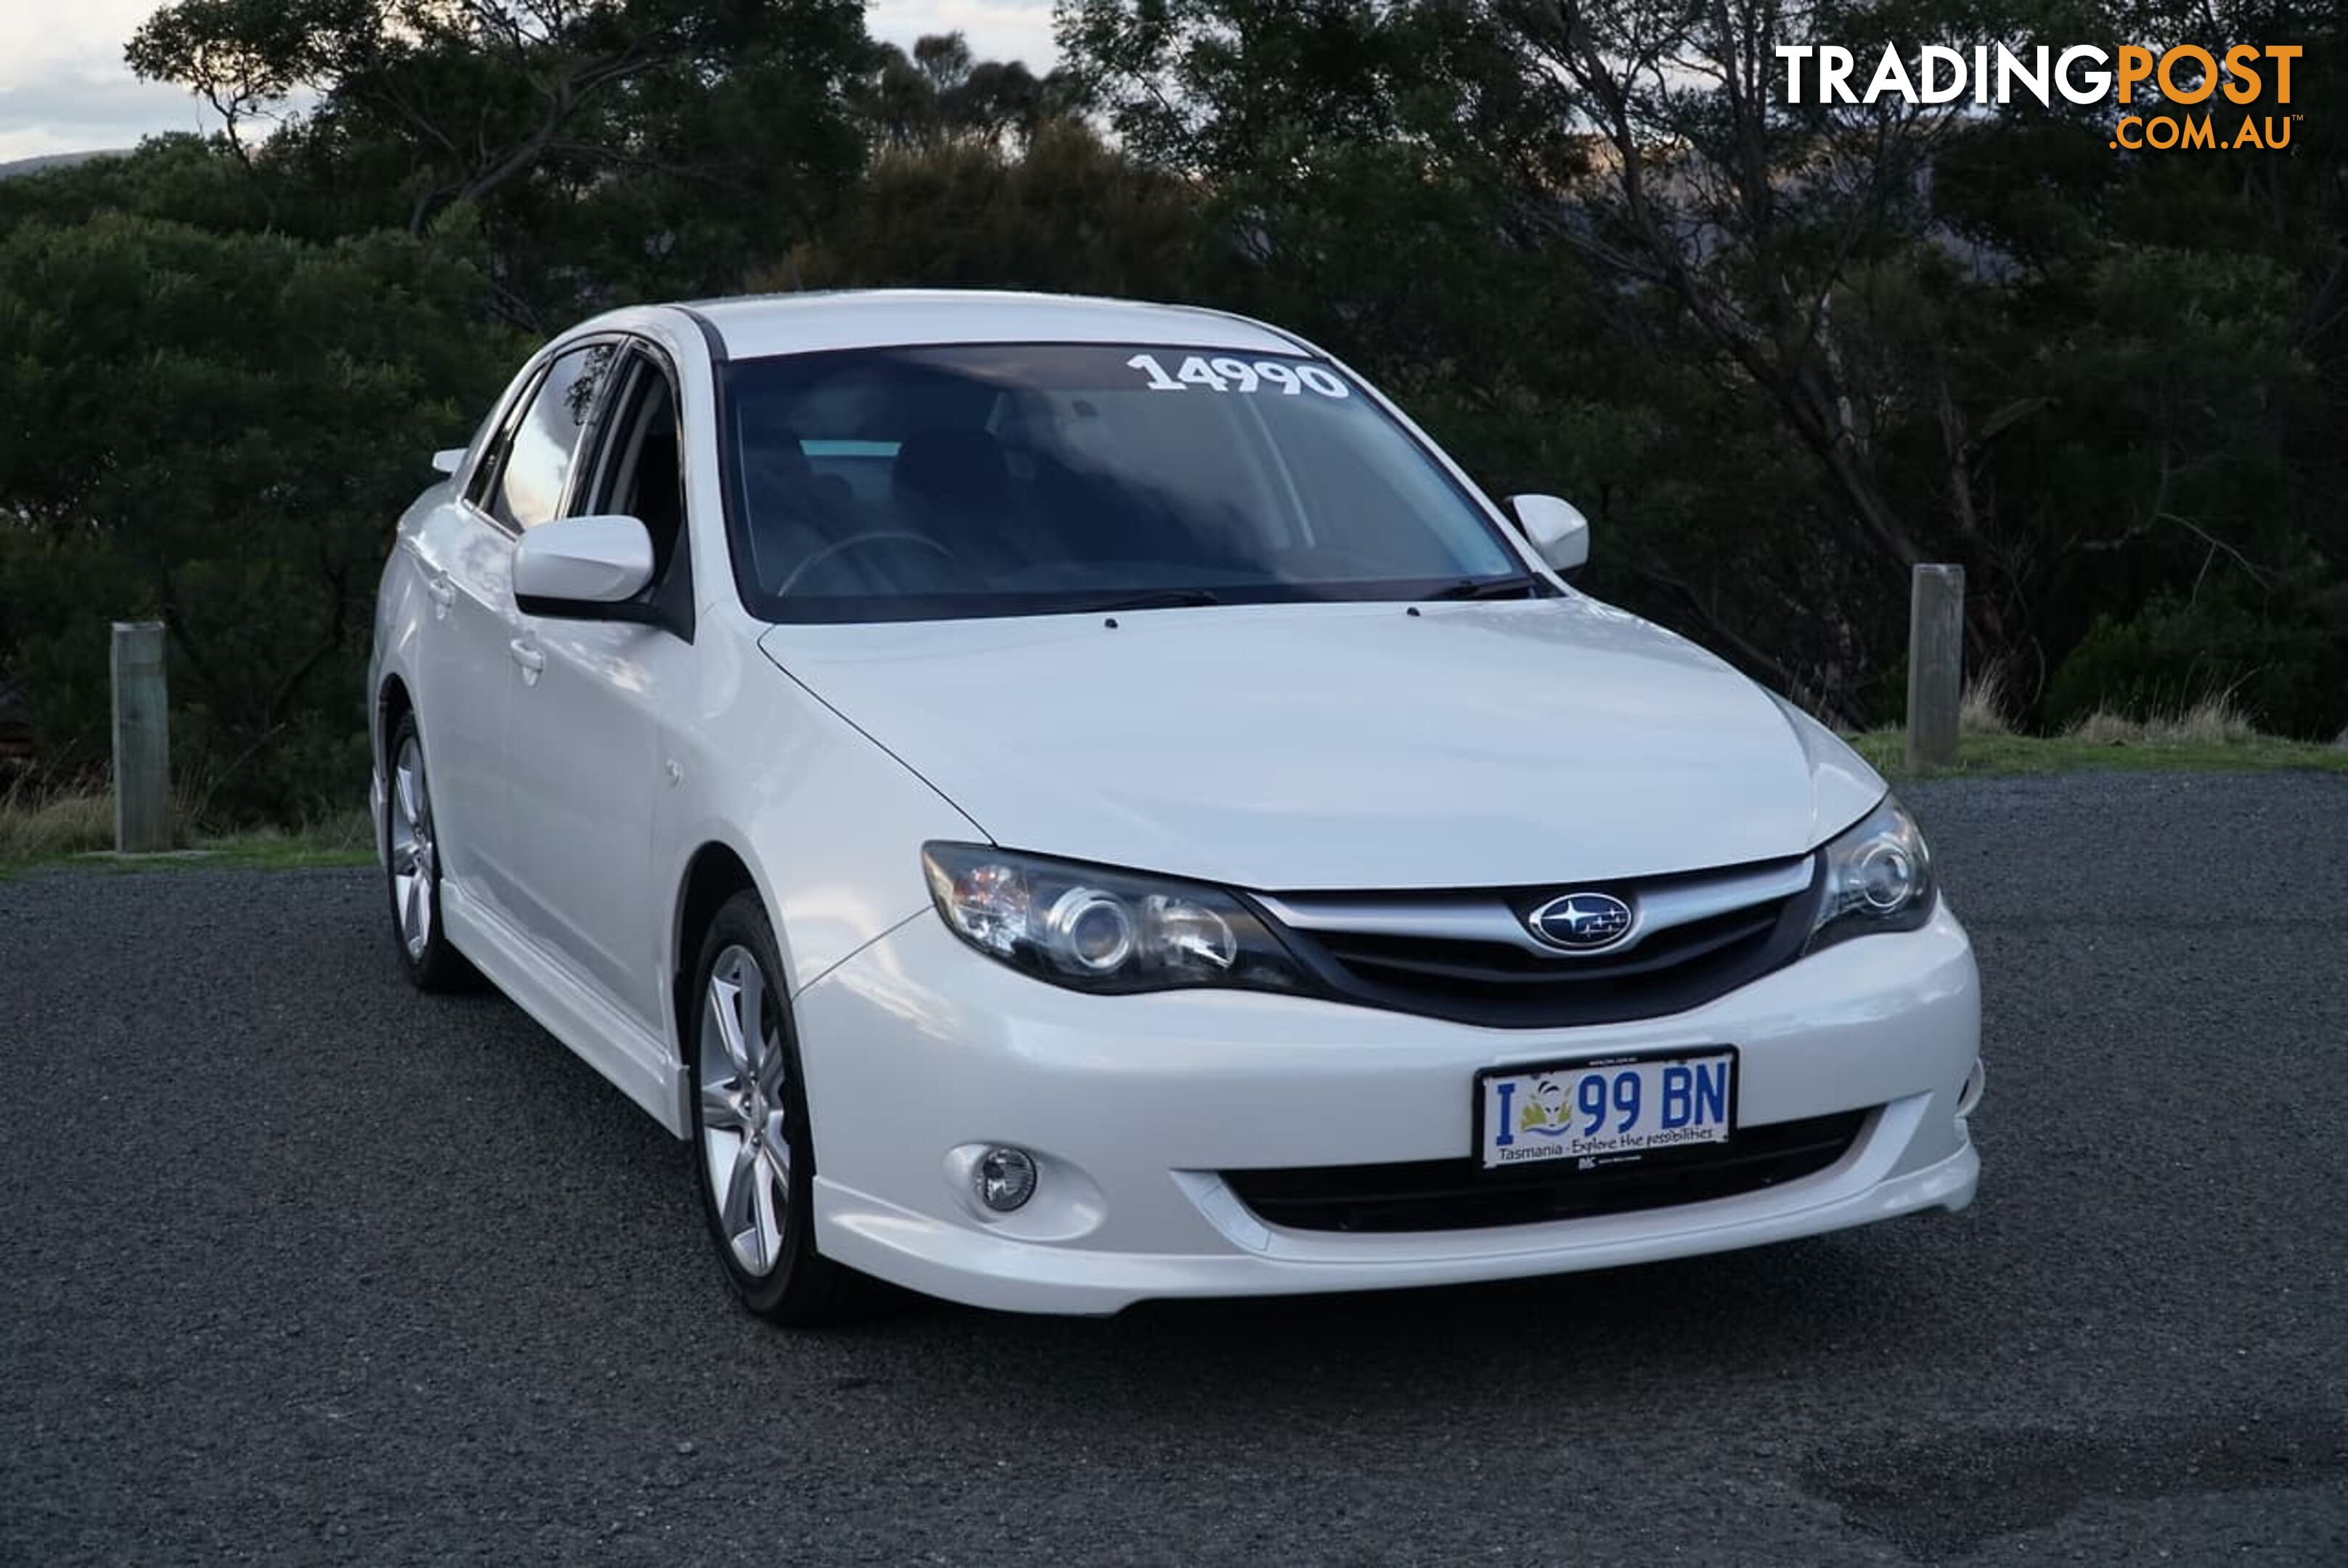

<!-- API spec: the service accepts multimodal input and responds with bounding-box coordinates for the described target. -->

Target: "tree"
[1060,0,2347,730]
[855,30,1079,150]
[775,117,1204,298]
[128,0,873,324]
[1496,2,1947,565]
[0,214,520,813]
[1057,0,1851,697]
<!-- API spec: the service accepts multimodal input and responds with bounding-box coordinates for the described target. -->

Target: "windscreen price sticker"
[1128,353,1350,399]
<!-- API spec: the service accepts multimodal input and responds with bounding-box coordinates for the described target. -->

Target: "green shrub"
[0,214,521,822]
[2045,594,2348,741]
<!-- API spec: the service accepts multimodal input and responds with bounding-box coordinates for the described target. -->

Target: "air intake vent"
[1223,1109,1868,1233]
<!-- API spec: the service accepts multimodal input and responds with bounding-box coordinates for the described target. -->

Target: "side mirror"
[513,515,656,616]
[431,447,467,476]
[1508,494,1590,573]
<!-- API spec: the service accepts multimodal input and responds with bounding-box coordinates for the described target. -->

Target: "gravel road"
[4,770,2344,1564]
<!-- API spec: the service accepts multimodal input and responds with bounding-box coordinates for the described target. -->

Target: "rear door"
[402,375,529,906]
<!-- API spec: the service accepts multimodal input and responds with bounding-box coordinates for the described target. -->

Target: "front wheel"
[690,891,859,1323]
[383,711,476,992]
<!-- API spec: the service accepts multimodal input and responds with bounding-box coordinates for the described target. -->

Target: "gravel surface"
[4,770,2344,1564]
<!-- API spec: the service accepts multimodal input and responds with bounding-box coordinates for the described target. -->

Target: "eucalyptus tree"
[127,0,874,324]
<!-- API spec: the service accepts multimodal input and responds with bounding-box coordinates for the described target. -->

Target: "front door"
[500,346,696,1033]
[443,341,621,917]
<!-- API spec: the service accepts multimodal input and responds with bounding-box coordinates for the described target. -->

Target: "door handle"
[509,639,545,684]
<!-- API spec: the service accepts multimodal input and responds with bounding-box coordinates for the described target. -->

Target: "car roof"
[667,289,1308,362]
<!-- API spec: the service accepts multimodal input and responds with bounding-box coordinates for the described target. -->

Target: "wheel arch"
[671,840,760,1065]
[371,674,417,869]
[377,673,415,761]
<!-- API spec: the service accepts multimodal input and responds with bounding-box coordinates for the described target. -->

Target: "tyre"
[383,711,477,992]
[689,890,859,1323]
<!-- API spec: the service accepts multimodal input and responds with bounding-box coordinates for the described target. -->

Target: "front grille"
[1222,1110,1869,1233]
[1252,856,1822,1028]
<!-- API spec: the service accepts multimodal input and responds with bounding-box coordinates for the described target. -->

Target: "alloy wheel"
[698,944,792,1275]
[388,735,436,961]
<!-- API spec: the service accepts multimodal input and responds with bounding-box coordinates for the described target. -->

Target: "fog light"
[974,1146,1038,1212]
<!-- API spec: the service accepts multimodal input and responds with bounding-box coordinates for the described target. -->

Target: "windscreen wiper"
[1423,575,1544,601]
[1072,589,1227,613]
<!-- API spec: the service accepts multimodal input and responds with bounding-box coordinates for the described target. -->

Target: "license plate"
[1475,1049,1736,1172]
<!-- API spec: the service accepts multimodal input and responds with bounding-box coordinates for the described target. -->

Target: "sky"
[0,1,1059,163]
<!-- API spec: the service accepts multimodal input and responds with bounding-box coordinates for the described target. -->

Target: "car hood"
[757,598,1883,891]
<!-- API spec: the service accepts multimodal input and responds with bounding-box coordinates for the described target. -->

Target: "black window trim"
[558,335,697,642]
[576,337,682,518]
[459,364,544,530]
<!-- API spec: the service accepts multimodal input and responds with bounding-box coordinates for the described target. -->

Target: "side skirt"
[444,877,690,1138]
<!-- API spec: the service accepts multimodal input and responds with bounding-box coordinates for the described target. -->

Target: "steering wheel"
[775,531,955,597]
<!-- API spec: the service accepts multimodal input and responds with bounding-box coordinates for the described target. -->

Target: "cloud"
[0,0,1061,161]
[0,0,204,160]
[0,0,160,91]
[0,72,203,136]
[869,1,1058,67]
[0,71,207,161]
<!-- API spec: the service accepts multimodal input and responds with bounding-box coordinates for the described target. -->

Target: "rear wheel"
[690,891,858,1323]
[383,711,476,991]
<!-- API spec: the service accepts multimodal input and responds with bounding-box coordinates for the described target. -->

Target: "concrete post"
[110,621,171,852]
[1904,565,1965,772]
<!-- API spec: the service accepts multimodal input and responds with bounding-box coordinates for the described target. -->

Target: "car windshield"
[718,342,1530,623]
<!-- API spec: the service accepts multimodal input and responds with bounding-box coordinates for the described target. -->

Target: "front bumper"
[793,900,1981,1315]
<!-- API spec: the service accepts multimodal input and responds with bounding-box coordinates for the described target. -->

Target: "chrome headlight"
[1807,795,1936,953]
[921,843,1314,996]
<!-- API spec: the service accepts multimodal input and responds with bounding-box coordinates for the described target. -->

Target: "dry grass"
[2066,693,2259,746]
[0,780,116,863]
[1847,687,2348,777]
[1,776,372,875]
[1957,666,2013,737]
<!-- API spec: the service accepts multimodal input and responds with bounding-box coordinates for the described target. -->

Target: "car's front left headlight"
[1807,794,1936,953]
[921,842,1316,996]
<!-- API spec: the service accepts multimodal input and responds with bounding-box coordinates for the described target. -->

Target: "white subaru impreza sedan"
[369,290,1982,1321]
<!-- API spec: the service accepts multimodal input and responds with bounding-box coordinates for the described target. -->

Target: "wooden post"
[110,621,171,853]
[1904,565,1965,772]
